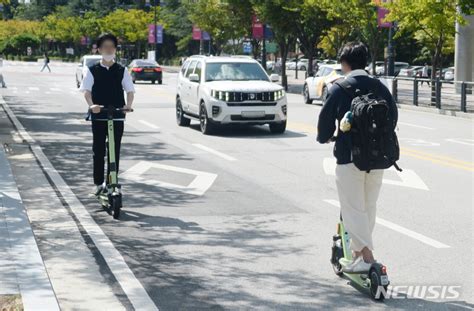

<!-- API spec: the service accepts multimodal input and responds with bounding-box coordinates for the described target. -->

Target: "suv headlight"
[210,90,229,101]
[274,89,285,100]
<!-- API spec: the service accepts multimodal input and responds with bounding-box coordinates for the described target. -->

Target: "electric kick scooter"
[330,215,390,300]
[88,105,132,219]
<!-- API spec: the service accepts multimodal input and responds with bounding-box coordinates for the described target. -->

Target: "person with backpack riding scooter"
[79,33,135,196]
[317,42,399,274]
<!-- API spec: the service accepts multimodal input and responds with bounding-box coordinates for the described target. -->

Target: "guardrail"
[381,76,473,113]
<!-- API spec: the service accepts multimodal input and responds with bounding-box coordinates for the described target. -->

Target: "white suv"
[176,55,287,135]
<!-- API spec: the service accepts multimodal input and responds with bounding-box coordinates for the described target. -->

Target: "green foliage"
[1,33,41,56]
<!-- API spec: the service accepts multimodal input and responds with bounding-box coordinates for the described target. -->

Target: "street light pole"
[387,23,395,76]
[154,0,160,61]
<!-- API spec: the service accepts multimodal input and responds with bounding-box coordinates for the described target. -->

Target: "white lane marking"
[50,87,61,92]
[398,122,434,130]
[28,87,40,91]
[121,161,217,196]
[445,138,474,146]
[9,87,18,90]
[324,199,450,248]
[0,98,159,311]
[192,144,237,162]
[399,138,440,147]
[138,119,160,130]
[0,152,60,310]
[323,158,429,190]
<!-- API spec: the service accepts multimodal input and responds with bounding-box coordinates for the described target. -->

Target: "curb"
[0,97,60,311]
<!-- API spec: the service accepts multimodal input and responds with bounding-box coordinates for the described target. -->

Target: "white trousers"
[335,163,384,252]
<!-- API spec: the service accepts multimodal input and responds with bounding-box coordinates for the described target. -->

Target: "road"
[0,61,473,310]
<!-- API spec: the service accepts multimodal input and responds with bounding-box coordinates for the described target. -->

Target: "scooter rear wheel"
[369,269,388,301]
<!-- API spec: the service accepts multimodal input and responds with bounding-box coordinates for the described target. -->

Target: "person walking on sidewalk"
[40,53,51,72]
[0,56,6,88]
[79,33,135,195]
[420,63,430,86]
[316,42,398,273]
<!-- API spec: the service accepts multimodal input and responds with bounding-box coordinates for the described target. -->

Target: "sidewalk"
[0,108,59,310]
[0,94,130,310]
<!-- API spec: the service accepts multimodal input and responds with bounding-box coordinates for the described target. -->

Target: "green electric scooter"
[330,216,390,301]
[88,105,132,219]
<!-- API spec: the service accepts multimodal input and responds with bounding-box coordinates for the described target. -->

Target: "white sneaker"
[90,185,103,196]
[342,256,372,274]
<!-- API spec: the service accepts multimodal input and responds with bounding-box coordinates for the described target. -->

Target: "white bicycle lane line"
[0,97,159,311]
[134,118,238,162]
[323,199,450,249]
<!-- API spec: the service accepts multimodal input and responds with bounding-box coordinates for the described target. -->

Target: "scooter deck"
[97,193,109,208]
[339,258,371,288]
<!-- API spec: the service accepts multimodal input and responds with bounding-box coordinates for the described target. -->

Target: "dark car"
[128,59,162,84]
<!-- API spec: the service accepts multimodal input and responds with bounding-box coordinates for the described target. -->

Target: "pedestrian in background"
[0,56,6,88]
[420,63,430,86]
[40,53,51,72]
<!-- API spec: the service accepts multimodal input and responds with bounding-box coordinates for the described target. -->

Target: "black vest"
[89,62,126,120]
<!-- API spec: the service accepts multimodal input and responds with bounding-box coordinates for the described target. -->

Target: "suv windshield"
[205,62,269,82]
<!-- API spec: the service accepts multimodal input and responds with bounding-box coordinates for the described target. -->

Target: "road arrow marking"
[323,158,429,191]
[121,161,217,196]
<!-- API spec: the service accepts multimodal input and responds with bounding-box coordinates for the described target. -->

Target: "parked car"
[128,59,162,84]
[375,62,410,76]
[176,55,287,134]
[444,67,455,81]
[287,58,309,71]
[303,64,343,105]
[399,66,423,77]
[75,55,102,88]
[365,61,384,74]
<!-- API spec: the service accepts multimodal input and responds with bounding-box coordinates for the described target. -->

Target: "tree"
[187,0,248,55]
[4,33,41,56]
[318,25,352,58]
[291,0,332,75]
[384,0,470,84]
[100,9,155,59]
[319,0,384,75]
[252,0,298,89]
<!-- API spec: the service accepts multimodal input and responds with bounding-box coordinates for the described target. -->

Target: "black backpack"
[336,78,401,172]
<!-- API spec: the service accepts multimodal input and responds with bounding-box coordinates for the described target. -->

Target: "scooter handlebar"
[88,106,134,113]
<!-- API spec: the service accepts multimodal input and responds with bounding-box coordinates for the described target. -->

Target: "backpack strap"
[335,77,361,99]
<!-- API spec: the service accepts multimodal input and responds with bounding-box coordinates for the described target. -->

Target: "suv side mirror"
[189,73,200,82]
[269,73,279,82]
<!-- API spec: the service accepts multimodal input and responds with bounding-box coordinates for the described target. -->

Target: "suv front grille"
[228,91,276,102]
[227,102,277,107]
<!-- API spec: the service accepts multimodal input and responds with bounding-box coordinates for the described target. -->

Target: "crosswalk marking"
[28,87,40,91]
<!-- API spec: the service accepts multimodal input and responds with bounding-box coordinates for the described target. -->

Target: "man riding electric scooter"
[79,33,135,214]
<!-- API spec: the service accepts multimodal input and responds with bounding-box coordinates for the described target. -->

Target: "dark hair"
[96,33,118,48]
[338,42,368,70]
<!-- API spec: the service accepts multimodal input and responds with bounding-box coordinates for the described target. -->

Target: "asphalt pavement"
[0,61,472,310]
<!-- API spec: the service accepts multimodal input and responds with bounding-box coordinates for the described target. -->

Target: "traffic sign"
[243,42,252,54]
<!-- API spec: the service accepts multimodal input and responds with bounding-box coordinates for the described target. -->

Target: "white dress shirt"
[79,60,135,93]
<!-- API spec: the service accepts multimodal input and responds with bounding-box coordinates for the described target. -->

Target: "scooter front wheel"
[111,195,122,219]
[330,235,344,276]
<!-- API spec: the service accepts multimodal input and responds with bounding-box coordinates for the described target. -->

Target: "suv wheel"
[176,98,190,126]
[269,120,287,134]
[199,104,216,135]
[304,84,312,104]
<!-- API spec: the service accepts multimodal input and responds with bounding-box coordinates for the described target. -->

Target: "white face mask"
[102,53,115,62]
